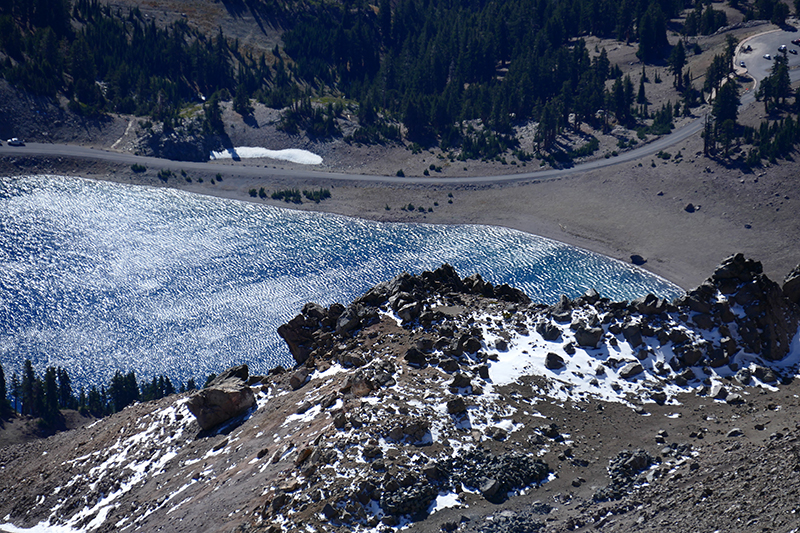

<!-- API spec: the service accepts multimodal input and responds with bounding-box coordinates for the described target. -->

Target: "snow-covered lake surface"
[0,174,681,390]
[209,146,322,164]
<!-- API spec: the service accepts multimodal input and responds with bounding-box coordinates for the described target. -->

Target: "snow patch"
[209,147,322,165]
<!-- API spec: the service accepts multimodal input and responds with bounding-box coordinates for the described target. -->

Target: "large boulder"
[575,325,603,348]
[186,365,256,430]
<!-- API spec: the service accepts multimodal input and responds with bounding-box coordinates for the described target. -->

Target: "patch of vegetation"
[302,188,331,203]
[157,169,173,182]
[130,163,146,173]
[272,188,303,203]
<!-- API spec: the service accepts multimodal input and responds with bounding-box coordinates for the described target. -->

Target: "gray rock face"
[186,366,256,431]
[783,264,800,305]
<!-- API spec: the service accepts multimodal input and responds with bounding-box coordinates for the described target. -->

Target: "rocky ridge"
[1,255,799,533]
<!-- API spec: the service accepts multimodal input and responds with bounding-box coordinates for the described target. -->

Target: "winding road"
[2,29,799,186]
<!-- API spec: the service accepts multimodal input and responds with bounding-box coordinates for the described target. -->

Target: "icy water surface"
[0,175,682,389]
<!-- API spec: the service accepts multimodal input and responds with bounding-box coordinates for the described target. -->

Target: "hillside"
[2,255,800,532]
[3,0,798,169]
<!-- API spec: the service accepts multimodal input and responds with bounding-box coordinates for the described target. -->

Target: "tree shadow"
[243,114,260,128]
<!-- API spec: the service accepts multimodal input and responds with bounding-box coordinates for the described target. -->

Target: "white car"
[7,138,24,146]
[779,44,787,51]
[764,54,772,60]
[791,49,798,55]
[740,60,746,67]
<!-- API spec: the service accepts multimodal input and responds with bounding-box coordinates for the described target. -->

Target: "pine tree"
[10,373,21,414]
[713,81,740,125]
[43,367,60,424]
[669,41,686,90]
[0,363,9,418]
[21,360,36,416]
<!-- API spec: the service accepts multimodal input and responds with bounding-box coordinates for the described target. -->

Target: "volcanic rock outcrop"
[2,255,800,533]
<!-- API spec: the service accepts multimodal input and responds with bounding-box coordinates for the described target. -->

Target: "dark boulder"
[536,320,562,341]
[621,322,643,348]
[545,352,565,370]
[631,293,670,315]
[575,325,603,348]
[494,283,532,304]
[618,362,643,379]
[446,397,467,415]
[550,295,573,322]
[404,348,428,369]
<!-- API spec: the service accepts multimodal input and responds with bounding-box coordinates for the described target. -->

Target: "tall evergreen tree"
[21,360,36,416]
[0,363,9,418]
[637,3,668,62]
[669,41,686,90]
[713,81,740,126]
[10,373,21,414]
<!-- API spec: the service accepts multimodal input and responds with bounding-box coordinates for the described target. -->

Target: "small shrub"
[216,173,223,181]
[249,189,258,197]
[396,169,405,177]
[259,187,267,199]
[131,163,146,173]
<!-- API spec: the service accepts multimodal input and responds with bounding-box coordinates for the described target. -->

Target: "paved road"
[1,30,796,186]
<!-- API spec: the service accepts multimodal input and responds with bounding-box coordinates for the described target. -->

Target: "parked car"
[739,60,746,67]
[791,49,798,55]
[792,39,800,45]
[7,138,24,146]
[763,54,772,60]
[779,44,787,52]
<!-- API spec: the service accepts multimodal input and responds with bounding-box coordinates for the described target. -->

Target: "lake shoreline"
[3,134,799,294]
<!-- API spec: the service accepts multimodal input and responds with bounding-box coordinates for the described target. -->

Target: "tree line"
[2,0,800,161]
[0,360,200,426]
